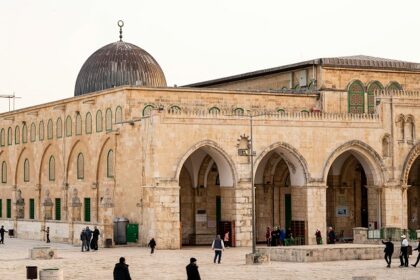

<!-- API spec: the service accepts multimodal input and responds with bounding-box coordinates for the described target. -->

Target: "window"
[55,198,61,220]
[65,116,72,137]
[367,81,383,114]
[15,126,20,144]
[6,199,11,218]
[56,118,62,138]
[209,107,220,114]
[47,119,53,139]
[49,156,55,181]
[233,108,244,116]
[30,123,36,142]
[142,105,155,117]
[76,113,82,135]
[301,110,310,114]
[382,135,391,157]
[105,108,112,131]
[22,123,28,143]
[0,129,4,146]
[397,114,405,141]
[348,80,365,114]
[84,198,91,222]
[1,161,6,183]
[85,113,92,134]
[77,153,84,179]
[406,115,415,143]
[277,109,286,114]
[169,106,181,114]
[387,81,403,91]
[115,106,123,123]
[24,159,30,182]
[7,127,12,145]
[39,121,44,141]
[29,199,35,219]
[96,110,103,132]
[107,150,114,178]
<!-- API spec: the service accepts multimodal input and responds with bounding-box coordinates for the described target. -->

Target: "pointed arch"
[76,113,82,135]
[37,143,52,184]
[95,137,112,182]
[14,147,26,184]
[347,80,365,114]
[401,143,420,185]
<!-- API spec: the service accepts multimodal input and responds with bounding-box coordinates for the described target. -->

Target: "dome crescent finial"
[117,20,124,41]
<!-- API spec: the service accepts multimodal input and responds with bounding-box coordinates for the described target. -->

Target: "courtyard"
[0,238,419,279]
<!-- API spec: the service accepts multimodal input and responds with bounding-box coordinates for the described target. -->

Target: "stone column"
[15,189,25,219]
[233,179,252,247]
[68,188,82,244]
[381,184,407,229]
[100,188,114,247]
[42,190,53,220]
[305,185,327,245]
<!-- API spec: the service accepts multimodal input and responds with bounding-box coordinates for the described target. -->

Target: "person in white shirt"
[211,234,225,264]
[399,234,409,267]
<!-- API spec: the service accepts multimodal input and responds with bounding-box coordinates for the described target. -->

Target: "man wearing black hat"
[186,257,201,280]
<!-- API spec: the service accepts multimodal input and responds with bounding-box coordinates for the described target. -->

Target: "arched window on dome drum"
[7,127,12,146]
[39,121,44,141]
[233,108,244,116]
[169,106,181,114]
[96,110,103,132]
[76,113,82,136]
[277,108,286,114]
[1,161,6,183]
[107,149,114,178]
[348,81,365,114]
[15,126,20,144]
[367,81,383,114]
[77,153,84,180]
[49,156,55,181]
[22,123,28,143]
[301,110,310,114]
[387,81,403,91]
[85,113,92,134]
[115,106,123,123]
[142,105,155,117]
[30,123,36,142]
[24,158,30,182]
[0,129,4,147]
[65,116,72,137]
[105,108,112,131]
[56,118,62,139]
[209,107,220,114]
[47,119,53,139]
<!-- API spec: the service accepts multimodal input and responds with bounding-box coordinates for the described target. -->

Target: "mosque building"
[1,23,420,248]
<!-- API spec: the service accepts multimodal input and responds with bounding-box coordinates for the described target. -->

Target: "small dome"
[74,41,167,96]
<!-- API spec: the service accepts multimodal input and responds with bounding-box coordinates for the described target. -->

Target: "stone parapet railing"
[375,89,420,98]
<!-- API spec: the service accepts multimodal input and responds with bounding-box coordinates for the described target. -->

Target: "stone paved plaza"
[0,238,419,279]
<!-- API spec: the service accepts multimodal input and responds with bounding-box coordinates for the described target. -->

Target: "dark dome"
[74,41,167,96]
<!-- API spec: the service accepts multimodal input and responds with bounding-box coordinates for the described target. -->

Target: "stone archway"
[402,143,420,231]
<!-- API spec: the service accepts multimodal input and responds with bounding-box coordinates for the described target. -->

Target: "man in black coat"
[186,257,201,280]
[382,238,394,268]
[0,226,6,244]
[113,257,132,280]
[92,226,100,250]
[411,239,420,267]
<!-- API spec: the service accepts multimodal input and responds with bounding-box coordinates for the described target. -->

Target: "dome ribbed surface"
[74,41,166,96]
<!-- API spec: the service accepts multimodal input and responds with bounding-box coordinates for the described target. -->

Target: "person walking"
[92,226,100,251]
[211,234,225,264]
[411,238,420,267]
[80,229,87,252]
[113,257,131,280]
[382,238,394,268]
[328,227,336,244]
[45,227,50,243]
[224,231,230,248]
[0,225,6,244]
[265,227,271,246]
[315,229,322,245]
[186,257,201,280]
[85,226,92,251]
[148,237,156,255]
[399,234,409,267]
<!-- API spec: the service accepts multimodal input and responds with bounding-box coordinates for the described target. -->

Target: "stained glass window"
[367,81,383,114]
[348,81,365,114]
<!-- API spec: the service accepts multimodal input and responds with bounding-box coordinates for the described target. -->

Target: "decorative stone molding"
[101,188,114,208]
[70,188,81,207]
[42,189,53,206]
[16,189,25,219]
[401,142,420,185]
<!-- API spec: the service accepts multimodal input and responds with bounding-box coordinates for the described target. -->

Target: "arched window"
[169,106,181,114]
[76,113,82,135]
[22,123,28,143]
[367,81,383,114]
[1,161,6,183]
[39,121,44,141]
[85,112,92,134]
[15,126,20,144]
[277,108,286,114]
[49,156,55,181]
[7,127,12,145]
[24,158,30,182]
[47,119,53,139]
[107,149,114,178]
[301,110,310,114]
[233,108,244,116]
[105,108,112,131]
[0,129,4,146]
[115,106,123,123]
[77,153,84,179]
[142,105,155,117]
[382,135,391,157]
[396,114,405,141]
[30,123,36,142]
[406,115,415,144]
[96,110,103,132]
[387,81,403,91]
[348,80,365,114]
[209,107,220,114]
[65,116,72,137]
[56,118,62,138]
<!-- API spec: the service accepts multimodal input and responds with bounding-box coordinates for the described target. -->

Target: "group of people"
[265,226,293,246]
[382,234,420,268]
[80,226,100,252]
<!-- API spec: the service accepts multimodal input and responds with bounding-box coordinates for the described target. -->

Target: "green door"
[285,194,292,229]
[84,198,91,222]
[126,224,139,242]
[29,199,35,219]
[55,198,61,220]
[0,199,2,218]
[6,199,11,218]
